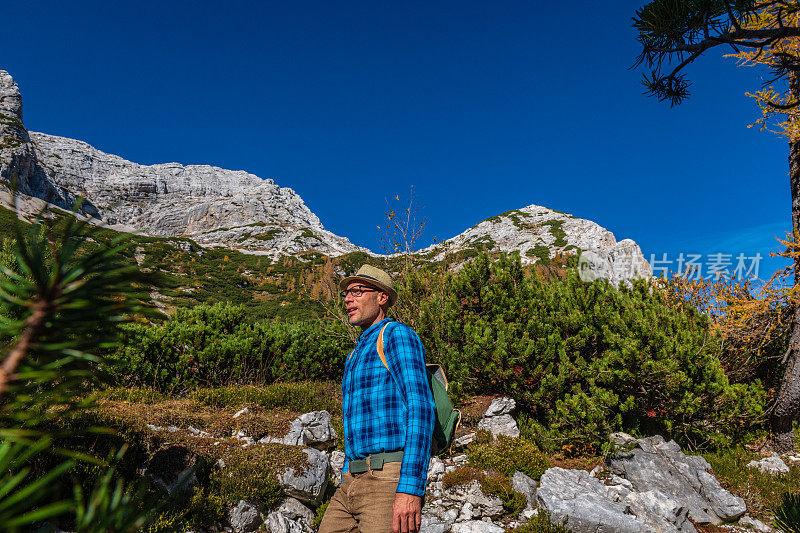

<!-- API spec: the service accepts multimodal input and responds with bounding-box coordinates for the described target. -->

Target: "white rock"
[233,407,249,419]
[458,502,474,522]
[450,520,504,533]
[610,475,633,490]
[275,497,314,528]
[453,433,476,449]
[477,414,520,438]
[739,514,773,532]
[227,500,261,533]
[266,510,307,533]
[278,448,330,506]
[445,480,504,518]
[484,397,516,417]
[428,457,446,483]
[510,471,537,510]
[329,450,345,485]
[283,411,337,450]
[746,456,790,475]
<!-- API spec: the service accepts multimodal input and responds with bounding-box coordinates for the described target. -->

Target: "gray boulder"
[228,500,262,533]
[275,497,315,527]
[623,490,695,533]
[477,414,519,438]
[444,480,504,518]
[450,520,504,533]
[607,436,746,524]
[484,397,516,417]
[537,468,652,533]
[420,514,451,533]
[267,510,307,533]
[746,456,790,475]
[739,515,773,532]
[283,411,337,450]
[278,448,330,506]
[511,471,538,510]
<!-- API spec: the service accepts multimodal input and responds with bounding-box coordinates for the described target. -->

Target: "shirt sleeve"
[384,323,436,496]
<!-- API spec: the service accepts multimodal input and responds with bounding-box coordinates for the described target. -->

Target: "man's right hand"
[392,492,422,533]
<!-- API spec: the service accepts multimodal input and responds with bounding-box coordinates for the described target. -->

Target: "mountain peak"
[0,70,22,122]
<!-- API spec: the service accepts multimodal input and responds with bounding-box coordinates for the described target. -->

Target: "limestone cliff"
[421,205,652,284]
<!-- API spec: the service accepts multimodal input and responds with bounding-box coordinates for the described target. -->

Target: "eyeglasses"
[340,285,378,300]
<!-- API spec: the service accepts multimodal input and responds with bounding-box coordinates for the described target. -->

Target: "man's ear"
[377,291,390,307]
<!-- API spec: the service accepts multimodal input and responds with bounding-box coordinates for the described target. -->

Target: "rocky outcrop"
[278,448,330,506]
[0,71,73,210]
[418,205,652,284]
[477,397,520,438]
[29,131,364,257]
[537,468,660,533]
[281,410,338,450]
[606,435,746,525]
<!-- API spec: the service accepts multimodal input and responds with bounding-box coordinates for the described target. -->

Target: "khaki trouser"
[319,462,401,533]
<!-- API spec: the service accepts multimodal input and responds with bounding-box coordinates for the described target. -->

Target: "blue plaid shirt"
[341,318,435,496]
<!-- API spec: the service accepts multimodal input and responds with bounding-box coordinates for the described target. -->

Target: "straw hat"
[339,265,397,306]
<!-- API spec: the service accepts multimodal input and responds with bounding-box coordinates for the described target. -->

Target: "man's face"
[344,281,387,329]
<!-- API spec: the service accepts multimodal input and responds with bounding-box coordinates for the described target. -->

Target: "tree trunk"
[771,74,800,453]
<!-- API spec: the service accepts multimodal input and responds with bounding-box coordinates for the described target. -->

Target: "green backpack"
[377,323,461,455]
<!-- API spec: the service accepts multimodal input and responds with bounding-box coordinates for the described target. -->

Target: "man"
[319,265,435,533]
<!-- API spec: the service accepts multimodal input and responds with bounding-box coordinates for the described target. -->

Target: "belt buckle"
[369,454,384,470]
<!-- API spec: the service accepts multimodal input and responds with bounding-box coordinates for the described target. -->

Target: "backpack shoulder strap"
[377,322,391,372]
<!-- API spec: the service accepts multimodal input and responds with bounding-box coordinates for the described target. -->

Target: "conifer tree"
[633,0,800,452]
[0,207,157,530]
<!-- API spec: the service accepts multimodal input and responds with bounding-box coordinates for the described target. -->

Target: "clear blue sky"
[1,1,791,280]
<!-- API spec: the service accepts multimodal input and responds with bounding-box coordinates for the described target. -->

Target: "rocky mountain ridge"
[0,70,650,281]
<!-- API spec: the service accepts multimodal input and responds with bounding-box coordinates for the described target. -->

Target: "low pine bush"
[403,252,765,449]
[466,432,549,480]
[106,303,351,391]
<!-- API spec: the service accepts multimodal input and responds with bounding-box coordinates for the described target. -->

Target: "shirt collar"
[358,317,391,342]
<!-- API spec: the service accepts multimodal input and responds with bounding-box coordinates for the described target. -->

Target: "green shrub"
[106,303,351,391]
[466,432,549,480]
[776,492,800,533]
[402,252,765,449]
